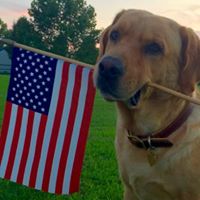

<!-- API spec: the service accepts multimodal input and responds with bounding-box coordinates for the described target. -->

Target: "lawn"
[0,74,122,200]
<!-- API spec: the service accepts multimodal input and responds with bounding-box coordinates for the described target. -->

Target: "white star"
[37,58,40,62]
[33,79,37,83]
[31,89,35,93]
[11,97,15,101]
[19,64,23,67]
[18,74,21,78]
[39,75,42,79]
[36,85,40,89]
[22,96,26,100]
[32,62,36,66]
[14,77,17,81]
[45,88,49,92]
[43,71,47,75]
[17,57,20,61]
[25,102,29,106]
[47,77,51,81]
[43,98,47,102]
[19,90,23,94]
[18,100,22,104]
[50,58,54,61]
[40,64,44,69]
[15,68,19,71]
[40,91,44,95]
[12,87,16,91]
[21,80,24,84]
[42,81,46,85]
[29,56,32,60]
[45,61,49,65]
[48,67,52,71]
[41,108,45,112]
[22,69,26,74]
[27,93,30,97]
[30,99,33,103]
[21,53,25,57]
[33,105,37,109]
[30,72,34,76]
[25,76,29,80]
[24,86,27,90]
[38,102,42,106]
[27,66,31,70]
[15,94,19,98]
[24,60,27,64]
[16,84,20,88]
[35,68,39,73]
[35,95,39,99]
[28,82,32,86]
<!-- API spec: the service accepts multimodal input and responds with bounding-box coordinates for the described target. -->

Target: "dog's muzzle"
[96,56,124,99]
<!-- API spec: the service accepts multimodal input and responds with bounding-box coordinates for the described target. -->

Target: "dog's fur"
[93,9,200,200]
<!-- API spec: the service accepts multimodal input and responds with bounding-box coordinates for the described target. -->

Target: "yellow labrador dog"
[93,9,200,200]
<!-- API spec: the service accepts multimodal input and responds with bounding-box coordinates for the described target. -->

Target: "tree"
[74,29,99,64]
[28,0,100,64]
[0,18,8,38]
[0,18,12,52]
[11,17,44,50]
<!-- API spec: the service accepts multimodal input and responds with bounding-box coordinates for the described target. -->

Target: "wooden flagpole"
[0,38,94,68]
[1,38,200,106]
[148,82,200,105]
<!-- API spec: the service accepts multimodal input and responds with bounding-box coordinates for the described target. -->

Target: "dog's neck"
[116,95,187,137]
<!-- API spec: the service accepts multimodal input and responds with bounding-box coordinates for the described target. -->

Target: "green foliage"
[0,18,12,50]
[28,0,100,63]
[0,0,100,64]
[0,19,8,38]
[74,29,99,64]
[0,74,122,200]
[11,17,45,50]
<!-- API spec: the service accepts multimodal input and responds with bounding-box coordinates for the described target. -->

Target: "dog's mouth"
[99,84,146,108]
[129,88,142,106]
[125,85,146,108]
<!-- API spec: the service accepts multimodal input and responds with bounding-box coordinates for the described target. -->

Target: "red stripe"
[42,62,70,192]
[55,66,83,194]
[16,110,35,184]
[0,101,12,164]
[69,70,96,193]
[4,106,23,179]
[29,115,47,188]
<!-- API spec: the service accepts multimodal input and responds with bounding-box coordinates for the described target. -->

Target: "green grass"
[0,74,122,200]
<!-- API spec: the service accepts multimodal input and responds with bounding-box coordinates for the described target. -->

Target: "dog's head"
[93,9,200,107]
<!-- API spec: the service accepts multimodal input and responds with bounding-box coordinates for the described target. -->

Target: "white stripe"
[48,63,76,193]
[23,113,41,185]
[62,68,90,194]
[35,59,63,190]
[0,104,18,177]
[11,108,29,181]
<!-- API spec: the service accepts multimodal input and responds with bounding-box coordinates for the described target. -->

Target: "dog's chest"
[115,129,200,200]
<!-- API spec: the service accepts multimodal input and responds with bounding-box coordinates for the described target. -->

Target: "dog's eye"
[144,42,163,55]
[110,30,120,42]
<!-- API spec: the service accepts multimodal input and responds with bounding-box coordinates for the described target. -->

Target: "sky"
[1,0,200,32]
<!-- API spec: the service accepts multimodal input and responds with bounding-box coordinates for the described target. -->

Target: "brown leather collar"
[128,103,194,149]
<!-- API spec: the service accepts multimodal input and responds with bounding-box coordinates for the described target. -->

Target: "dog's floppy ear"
[179,27,200,94]
[97,10,125,60]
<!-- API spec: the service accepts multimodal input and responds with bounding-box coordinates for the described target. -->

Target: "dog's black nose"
[99,56,124,79]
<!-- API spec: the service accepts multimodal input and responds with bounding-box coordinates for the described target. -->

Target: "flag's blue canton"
[7,47,57,115]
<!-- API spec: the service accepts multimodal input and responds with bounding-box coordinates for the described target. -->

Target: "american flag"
[0,47,96,194]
